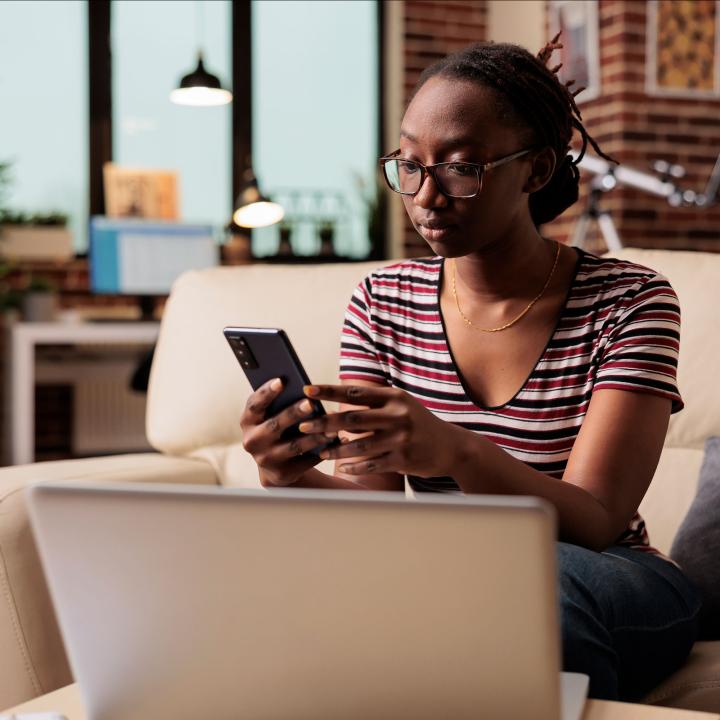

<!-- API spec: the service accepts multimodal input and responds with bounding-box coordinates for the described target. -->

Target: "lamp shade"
[232,171,284,228]
[170,54,232,107]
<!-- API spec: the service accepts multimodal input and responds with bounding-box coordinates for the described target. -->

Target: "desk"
[3,683,720,719]
[4,322,159,465]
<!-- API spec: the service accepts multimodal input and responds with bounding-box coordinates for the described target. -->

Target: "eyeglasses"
[379,147,533,199]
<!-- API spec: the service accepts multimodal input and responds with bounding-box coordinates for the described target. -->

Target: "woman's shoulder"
[359,256,443,295]
[574,248,676,304]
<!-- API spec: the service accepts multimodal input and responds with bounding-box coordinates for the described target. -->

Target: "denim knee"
[555,541,700,701]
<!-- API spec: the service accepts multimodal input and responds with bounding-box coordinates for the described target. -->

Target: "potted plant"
[354,170,388,260]
[0,160,11,210]
[317,218,336,257]
[0,209,74,262]
[0,160,74,262]
[277,221,295,257]
[20,274,58,322]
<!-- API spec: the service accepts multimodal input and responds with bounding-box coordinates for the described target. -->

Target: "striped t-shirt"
[338,248,683,554]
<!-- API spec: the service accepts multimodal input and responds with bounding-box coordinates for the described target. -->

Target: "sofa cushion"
[670,437,720,640]
[644,640,720,713]
[189,441,336,488]
[638,447,704,556]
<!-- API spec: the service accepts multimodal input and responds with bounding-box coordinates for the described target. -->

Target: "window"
[0,0,88,249]
[111,0,232,227]
[251,0,379,257]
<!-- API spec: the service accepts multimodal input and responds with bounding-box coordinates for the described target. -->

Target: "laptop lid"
[28,484,562,720]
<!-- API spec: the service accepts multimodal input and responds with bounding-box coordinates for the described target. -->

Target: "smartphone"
[223,326,339,456]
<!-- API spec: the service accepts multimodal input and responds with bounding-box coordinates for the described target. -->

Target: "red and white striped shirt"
[339,249,683,554]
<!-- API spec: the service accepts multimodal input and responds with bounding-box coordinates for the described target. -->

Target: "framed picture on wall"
[646,0,720,98]
[548,0,601,104]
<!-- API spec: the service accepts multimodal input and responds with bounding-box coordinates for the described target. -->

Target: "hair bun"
[528,153,579,226]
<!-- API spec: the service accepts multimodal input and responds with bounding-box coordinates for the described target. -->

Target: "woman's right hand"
[240,378,334,487]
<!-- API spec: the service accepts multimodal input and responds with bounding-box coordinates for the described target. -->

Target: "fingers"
[261,398,321,438]
[264,433,331,465]
[243,377,284,425]
[260,453,321,487]
[243,398,325,452]
[304,384,395,407]
[318,431,396,461]
[242,378,321,440]
[298,408,397,435]
[337,452,395,476]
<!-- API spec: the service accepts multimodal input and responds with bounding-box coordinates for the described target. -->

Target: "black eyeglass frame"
[379,147,534,199]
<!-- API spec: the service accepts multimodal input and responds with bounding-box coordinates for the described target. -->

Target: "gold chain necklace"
[450,241,561,333]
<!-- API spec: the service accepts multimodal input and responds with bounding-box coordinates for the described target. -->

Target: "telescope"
[568,149,720,250]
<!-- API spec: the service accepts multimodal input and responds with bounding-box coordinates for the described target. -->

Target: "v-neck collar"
[435,247,585,411]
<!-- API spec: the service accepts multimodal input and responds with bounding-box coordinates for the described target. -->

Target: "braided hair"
[415,35,615,226]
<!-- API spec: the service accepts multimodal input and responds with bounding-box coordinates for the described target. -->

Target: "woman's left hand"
[299,384,461,479]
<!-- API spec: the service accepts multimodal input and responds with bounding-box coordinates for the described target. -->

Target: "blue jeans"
[558,542,701,701]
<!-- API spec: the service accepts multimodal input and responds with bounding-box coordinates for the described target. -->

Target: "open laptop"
[28,484,588,720]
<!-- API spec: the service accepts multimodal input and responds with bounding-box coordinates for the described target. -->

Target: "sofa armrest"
[0,452,219,710]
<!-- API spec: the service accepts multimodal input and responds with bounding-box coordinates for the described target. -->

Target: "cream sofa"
[0,248,718,711]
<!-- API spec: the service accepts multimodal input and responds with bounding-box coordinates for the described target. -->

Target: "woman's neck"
[451,228,556,304]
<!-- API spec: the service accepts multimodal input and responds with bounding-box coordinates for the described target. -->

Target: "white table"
[4,321,160,465]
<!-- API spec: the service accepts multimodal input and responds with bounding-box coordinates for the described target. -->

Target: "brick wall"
[396,0,720,256]
[401,0,489,255]
[543,0,720,252]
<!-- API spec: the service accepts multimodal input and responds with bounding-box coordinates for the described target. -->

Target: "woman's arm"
[447,389,671,550]
[305,383,671,551]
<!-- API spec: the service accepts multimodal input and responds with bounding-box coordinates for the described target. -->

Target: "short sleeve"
[594,274,683,413]
[338,276,389,383]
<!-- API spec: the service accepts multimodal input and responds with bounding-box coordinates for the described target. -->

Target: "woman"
[240,39,700,701]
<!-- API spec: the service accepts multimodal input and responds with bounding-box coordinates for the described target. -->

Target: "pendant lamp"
[170,52,232,106]
[170,1,232,107]
[232,167,285,228]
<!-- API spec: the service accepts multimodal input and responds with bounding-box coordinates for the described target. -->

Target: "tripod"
[569,174,623,251]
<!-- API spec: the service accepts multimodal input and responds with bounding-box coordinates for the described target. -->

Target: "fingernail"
[298,422,312,433]
[271,378,282,391]
[304,385,320,397]
[300,400,313,413]
[339,464,351,473]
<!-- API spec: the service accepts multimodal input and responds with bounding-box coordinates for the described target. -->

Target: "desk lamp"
[232,168,284,228]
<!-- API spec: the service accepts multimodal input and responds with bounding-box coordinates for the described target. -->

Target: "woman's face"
[398,75,547,257]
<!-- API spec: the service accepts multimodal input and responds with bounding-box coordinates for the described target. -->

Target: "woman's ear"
[523,147,556,194]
